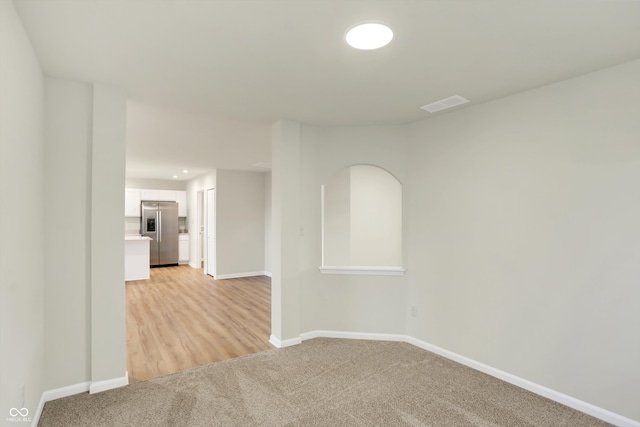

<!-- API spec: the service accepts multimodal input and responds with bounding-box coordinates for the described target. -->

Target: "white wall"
[271,120,302,342]
[215,170,266,276]
[44,77,93,389]
[1,4,128,412]
[298,125,409,335]
[323,166,351,266]
[349,165,402,266]
[0,0,45,418]
[125,178,186,191]
[42,79,128,390]
[406,59,640,421]
[322,165,402,267]
[264,172,272,274]
[91,84,128,384]
[186,171,216,268]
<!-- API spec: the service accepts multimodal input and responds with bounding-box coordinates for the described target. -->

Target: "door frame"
[204,187,216,277]
[196,190,204,269]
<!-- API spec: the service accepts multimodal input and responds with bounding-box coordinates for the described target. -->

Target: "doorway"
[125,269,271,382]
[125,185,272,383]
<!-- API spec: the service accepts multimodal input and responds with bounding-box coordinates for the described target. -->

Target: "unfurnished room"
[1,1,639,426]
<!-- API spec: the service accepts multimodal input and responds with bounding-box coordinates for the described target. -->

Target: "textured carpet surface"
[39,338,611,426]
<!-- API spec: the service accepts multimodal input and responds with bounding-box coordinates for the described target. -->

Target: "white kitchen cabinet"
[141,189,176,202]
[176,191,187,217]
[125,235,151,280]
[127,189,187,217]
[124,189,141,217]
[179,234,189,264]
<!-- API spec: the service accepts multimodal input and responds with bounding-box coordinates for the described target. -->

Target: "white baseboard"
[215,271,269,280]
[269,334,302,348]
[188,261,199,269]
[32,381,91,427]
[298,330,640,427]
[31,332,638,427]
[264,271,272,277]
[32,372,128,427]
[319,266,406,276]
[300,330,406,342]
[89,371,129,394]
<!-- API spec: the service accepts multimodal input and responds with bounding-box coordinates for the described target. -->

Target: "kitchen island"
[125,235,151,281]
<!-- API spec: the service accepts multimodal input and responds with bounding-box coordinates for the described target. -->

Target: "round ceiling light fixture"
[346,22,393,50]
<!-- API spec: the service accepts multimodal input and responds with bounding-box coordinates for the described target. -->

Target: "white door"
[206,188,216,277]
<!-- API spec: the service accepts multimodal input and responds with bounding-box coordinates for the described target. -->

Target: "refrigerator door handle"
[158,211,162,243]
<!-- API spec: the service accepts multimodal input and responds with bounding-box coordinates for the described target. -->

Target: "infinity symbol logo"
[9,408,29,417]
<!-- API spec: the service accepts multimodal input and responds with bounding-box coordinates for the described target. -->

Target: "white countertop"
[124,235,152,241]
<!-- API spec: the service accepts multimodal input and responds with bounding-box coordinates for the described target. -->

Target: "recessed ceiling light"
[172,175,178,179]
[346,23,393,50]
[182,169,189,174]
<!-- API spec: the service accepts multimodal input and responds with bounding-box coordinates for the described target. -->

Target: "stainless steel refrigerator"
[141,201,179,266]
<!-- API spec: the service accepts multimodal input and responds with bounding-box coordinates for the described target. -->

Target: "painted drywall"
[406,59,640,421]
[3,3,634,422]
[125,178,187,191]
[91,84,127,383]
[0,0,45,418]
[215,170,266,276]
[124,217,141,235]
[44,77,93,389]
[298,125,409,335]
[323,166,351,266]
[322,165,402,267]
[126,100,271,179]
[271,120,302,342]
[186,171,216,268]
[349,165,402,266]
[264,172,272,274]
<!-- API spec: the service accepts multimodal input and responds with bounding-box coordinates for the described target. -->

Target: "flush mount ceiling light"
[346,23,393,50]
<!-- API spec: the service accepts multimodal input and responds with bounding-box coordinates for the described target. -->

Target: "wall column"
[270,120,301,346]
[90,84,128,390]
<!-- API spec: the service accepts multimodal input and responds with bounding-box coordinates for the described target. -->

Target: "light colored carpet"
[38,338,610,426]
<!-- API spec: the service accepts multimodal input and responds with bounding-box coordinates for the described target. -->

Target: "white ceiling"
[14,0,640,180]
[125,100,271,180]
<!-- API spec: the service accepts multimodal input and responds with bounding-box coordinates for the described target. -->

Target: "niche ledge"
[319,266,406,276]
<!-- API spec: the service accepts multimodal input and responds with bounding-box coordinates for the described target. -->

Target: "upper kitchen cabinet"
[125,189,141,217]
[176,191,187,217]
[126,188,187,217]
[141,189,176,202]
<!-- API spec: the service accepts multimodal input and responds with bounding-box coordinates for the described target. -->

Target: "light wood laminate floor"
[126,265,272,383]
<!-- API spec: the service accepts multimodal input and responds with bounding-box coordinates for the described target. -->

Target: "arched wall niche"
[320,164,405,276]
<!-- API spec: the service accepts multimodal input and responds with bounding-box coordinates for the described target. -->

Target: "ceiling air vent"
[420,95,470,113]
